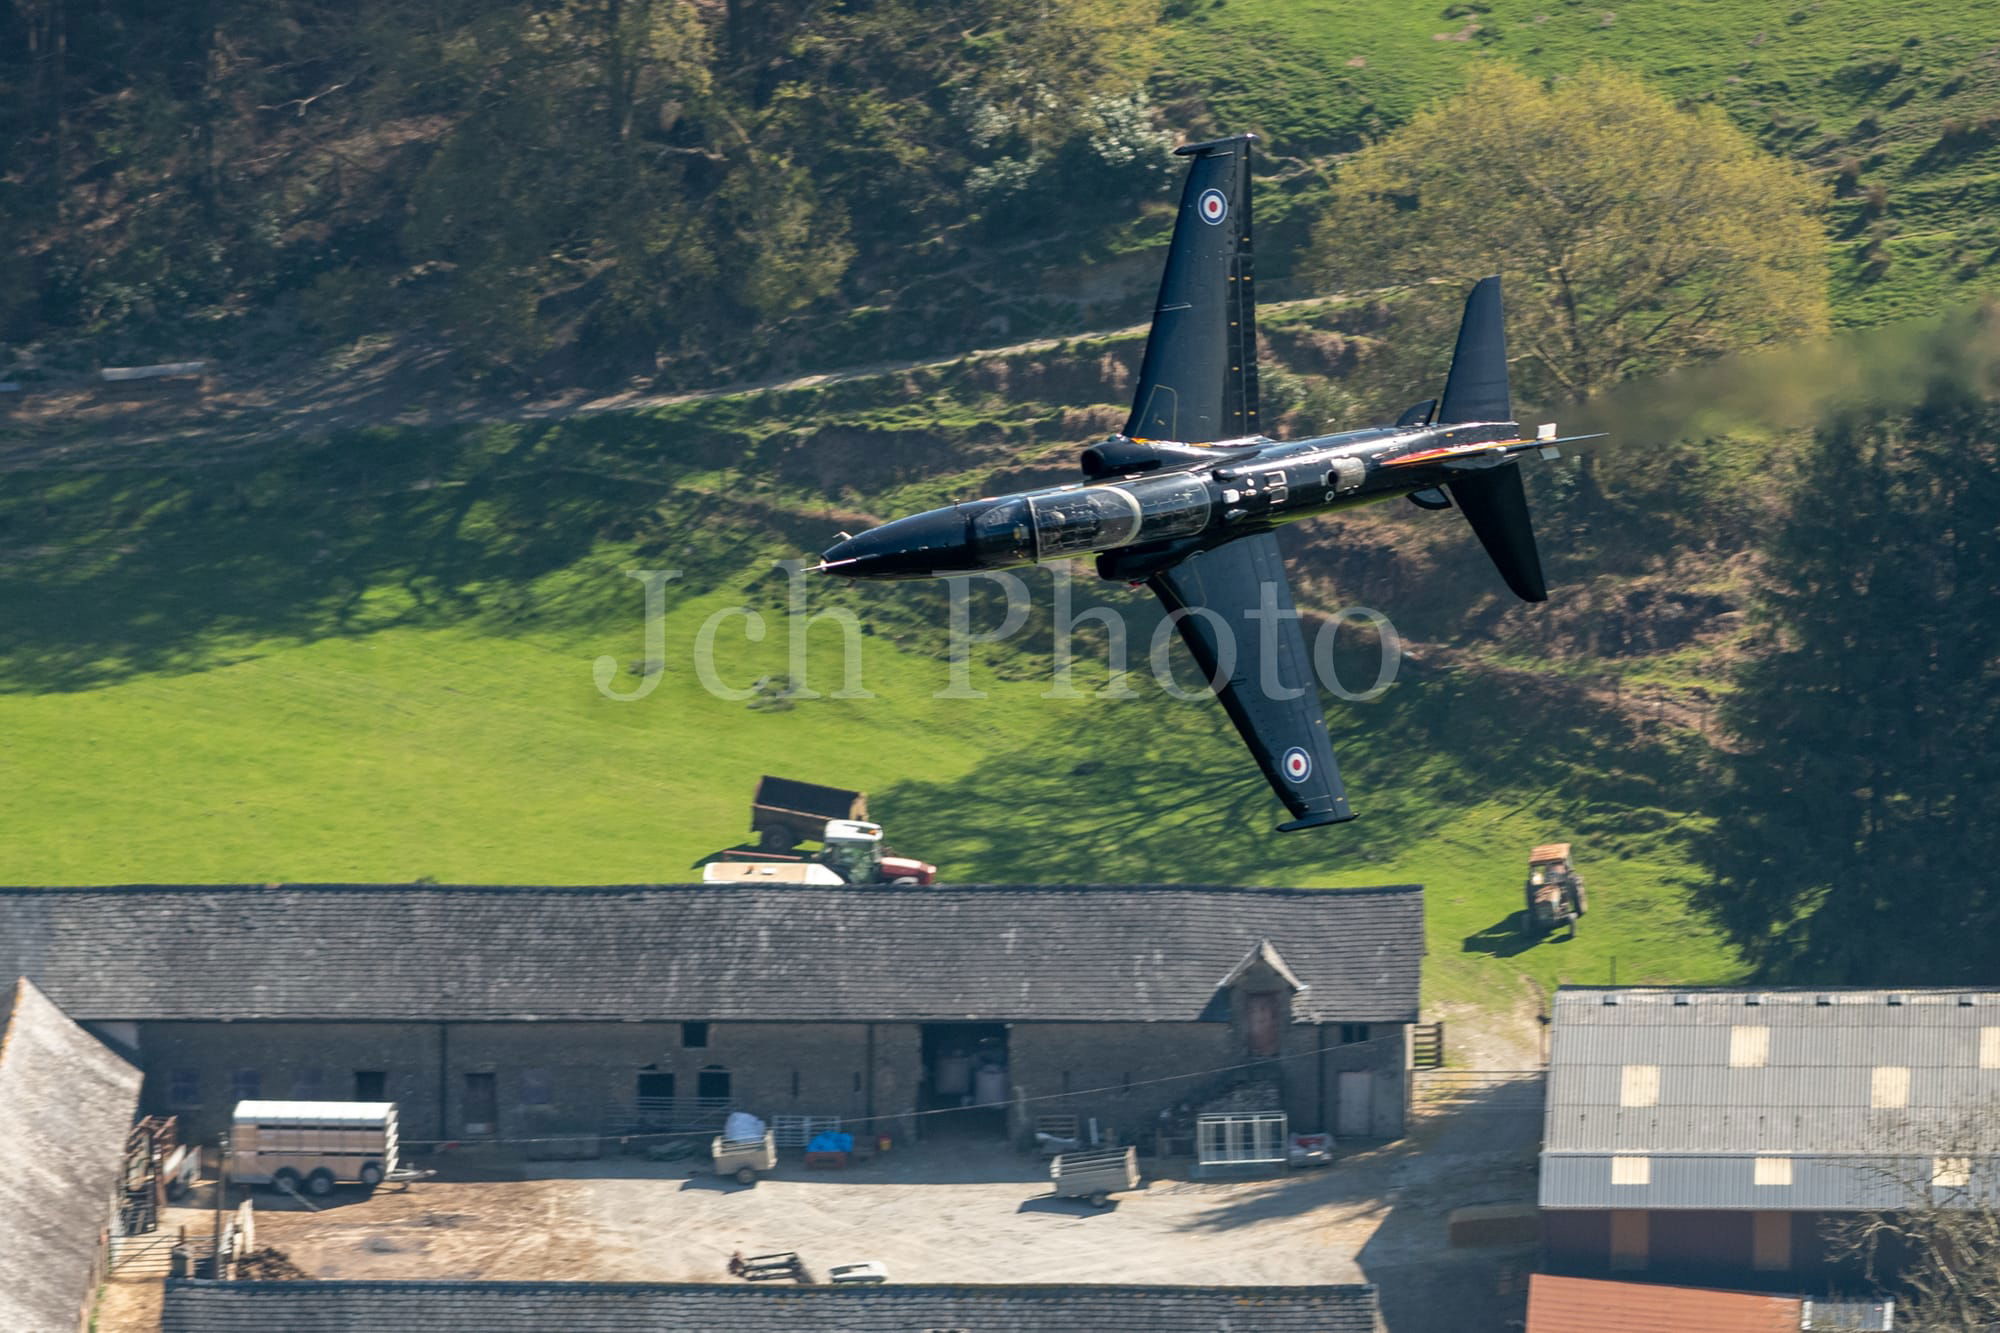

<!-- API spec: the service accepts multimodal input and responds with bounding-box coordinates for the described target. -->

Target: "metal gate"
[1196,1111,1288,1168]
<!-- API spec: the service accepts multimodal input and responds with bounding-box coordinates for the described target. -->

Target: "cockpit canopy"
[971,470,1214,567]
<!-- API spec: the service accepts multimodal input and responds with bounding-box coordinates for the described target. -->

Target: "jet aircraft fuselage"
[817,419,1552,585]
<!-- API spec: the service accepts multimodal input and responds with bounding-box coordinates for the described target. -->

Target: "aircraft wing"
[1147,533,1356,830]
[1124,135,1260,444]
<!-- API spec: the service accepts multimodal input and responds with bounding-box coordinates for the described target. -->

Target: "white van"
[230,1100,399,1196]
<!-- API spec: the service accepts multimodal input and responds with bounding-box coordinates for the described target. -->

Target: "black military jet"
[818,134,1595,830]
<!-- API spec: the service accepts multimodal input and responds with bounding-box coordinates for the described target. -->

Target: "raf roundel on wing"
[1197,188,1228,225]
[1282,747,1312,783]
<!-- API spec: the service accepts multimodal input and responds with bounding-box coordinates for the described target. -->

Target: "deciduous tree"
[1313,64,1831,404]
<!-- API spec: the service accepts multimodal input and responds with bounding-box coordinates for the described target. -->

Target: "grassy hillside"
[1156,0,2000,327]
[0,338,1746,1039]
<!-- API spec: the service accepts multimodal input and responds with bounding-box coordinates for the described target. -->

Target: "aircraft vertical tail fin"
[1436,276,1546,601]
[1123,134,1258,444]
[1436,275,1510,425]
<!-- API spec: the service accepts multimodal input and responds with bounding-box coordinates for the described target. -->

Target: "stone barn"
[0,882,1422,1153]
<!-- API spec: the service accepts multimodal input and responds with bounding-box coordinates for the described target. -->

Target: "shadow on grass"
[874,651,1704,886]
[0,414,788,693]
[1460,911,1546,960]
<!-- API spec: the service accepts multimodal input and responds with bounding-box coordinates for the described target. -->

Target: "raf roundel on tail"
[816,132,1604,831]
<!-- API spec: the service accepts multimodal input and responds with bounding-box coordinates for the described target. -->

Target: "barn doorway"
[635,1069,675,1129]
[919,1023,1010,1139]
[697,1065,732,1102]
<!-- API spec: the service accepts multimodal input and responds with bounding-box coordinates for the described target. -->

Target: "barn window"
[697,1066,731,1101]
[1340,1024,1370,1045]
[230,1069,261,1102]
[169,1069,201,1108]
[791,1070,801,1098]
[520,1068,552,1106]
[681,1022,710,1049]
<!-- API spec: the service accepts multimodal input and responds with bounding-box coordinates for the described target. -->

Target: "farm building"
[1525,1274,1892,1332]
[160,1279,1385,1331]
[0,882,1422,1152]
[1540,986,2000,1290]
[0,977,144,1333]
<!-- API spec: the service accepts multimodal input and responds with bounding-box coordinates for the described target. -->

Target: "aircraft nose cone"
[819,507,974,579]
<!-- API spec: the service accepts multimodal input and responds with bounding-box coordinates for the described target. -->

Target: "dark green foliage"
[1696,380,2000,981]
[0,0,1165,377]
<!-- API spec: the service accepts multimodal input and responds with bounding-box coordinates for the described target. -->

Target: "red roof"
[1527,1275,1801,1333]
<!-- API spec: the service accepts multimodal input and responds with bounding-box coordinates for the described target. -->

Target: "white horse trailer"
[231,1100,399,1197]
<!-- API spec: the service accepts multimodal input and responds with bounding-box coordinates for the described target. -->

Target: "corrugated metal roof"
[1526,1275,1801,1333]
[1542,987,2000,1210]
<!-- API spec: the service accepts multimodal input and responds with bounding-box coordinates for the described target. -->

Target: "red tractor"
[1523,842,1587,938]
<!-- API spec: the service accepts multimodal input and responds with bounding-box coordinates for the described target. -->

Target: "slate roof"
[1542,986,2000,1210]
[0,978,144,1333]
[0,883,1422,1024]
[161,1281,1383,1332]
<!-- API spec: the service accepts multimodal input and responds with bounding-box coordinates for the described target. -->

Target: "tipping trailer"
[752,775,867,851]
[231,1100,398,1196]
[1049,1145,1140,1208]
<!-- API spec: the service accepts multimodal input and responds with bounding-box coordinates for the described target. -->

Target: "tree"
[1694,379,2000,981]
[1825,1114,2000,1329]
[1312,64,1831,405]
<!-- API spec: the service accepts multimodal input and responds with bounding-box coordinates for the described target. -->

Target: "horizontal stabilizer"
[1437,276,1509,425]
[1447,465,1546,602]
